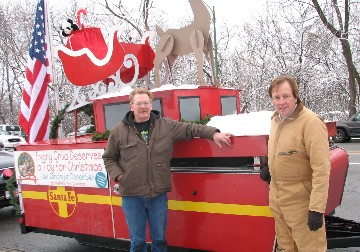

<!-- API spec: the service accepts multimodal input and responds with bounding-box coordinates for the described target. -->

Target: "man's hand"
[116,174,123,182]
[307,211,324,231]
[260,166,271,184]
[212,132,234,148]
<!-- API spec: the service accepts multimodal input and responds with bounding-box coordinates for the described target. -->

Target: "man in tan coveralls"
[262,75,330,252]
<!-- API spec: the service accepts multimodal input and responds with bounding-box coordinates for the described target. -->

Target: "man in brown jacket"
[262,76,330,252]
[102,88,232,252]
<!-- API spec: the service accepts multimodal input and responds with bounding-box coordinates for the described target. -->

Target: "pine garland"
[181,114,213,125]
[6,176,20,214]
[49,103,95,139]
[50,104,70,139]
[92,130,110,141]
[79,103,94,119]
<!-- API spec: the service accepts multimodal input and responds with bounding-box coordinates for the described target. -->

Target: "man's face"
[130,94,152,122]
[271,81,297,118]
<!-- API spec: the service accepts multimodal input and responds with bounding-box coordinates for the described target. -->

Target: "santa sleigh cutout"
[57,10,155,86]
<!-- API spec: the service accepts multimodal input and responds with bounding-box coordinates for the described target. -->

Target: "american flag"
[19,0,50,143]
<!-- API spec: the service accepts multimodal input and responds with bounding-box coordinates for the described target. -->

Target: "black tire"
[332,128,347,143]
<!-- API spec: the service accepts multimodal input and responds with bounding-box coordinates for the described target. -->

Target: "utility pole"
[204,2,219,79]
[212,6,219,79]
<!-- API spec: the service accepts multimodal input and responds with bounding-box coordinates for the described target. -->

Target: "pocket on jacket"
[274,151,300,177]
[120,141,138,162]
[302,179,312,194]
[152,160,171,188]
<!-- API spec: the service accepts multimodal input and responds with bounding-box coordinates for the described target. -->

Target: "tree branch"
[311,0,341,38]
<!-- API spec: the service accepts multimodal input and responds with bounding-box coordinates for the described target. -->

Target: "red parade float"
[14,2,359,251]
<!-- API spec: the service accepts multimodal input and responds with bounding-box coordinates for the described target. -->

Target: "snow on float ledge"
[207,111,273,137]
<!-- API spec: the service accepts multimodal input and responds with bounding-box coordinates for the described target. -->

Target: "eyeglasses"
[272,94,293,102]
[133,101,151,107]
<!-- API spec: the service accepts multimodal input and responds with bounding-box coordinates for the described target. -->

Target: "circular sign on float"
[95,172,108,188]
[48,186,77,218]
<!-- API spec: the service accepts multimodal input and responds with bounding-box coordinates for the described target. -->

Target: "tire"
[332,128,347,143]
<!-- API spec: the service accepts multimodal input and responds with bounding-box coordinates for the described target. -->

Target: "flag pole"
[44,0,62,138]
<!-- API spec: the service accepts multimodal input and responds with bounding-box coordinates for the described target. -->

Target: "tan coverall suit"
[268,103,330,252]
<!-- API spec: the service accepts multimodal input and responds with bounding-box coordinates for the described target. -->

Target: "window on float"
[221,96,237,115]
[104,102,130,130]
[179,97,200,122]
[152,98,163,116]
[103,98,163,130]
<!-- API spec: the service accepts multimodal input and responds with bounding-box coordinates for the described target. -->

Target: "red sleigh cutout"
[58,10,155,86]
[58,28,125,86]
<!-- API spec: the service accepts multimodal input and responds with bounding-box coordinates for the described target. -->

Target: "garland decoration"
[92,130,110,141]
[78,103,94,119]
[49,103,95,139]
[6,176,20,214]
[50,104,70,139]
[181,114,213,125]
[77,103,95,134]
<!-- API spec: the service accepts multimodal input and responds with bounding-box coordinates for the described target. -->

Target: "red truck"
[14,85,359,251]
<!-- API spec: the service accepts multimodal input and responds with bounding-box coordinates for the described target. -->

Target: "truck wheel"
[332,128,346,143]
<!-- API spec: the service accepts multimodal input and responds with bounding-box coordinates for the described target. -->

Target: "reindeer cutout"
[153,0,220,87]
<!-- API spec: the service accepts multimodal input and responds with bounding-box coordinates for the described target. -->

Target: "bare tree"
[224,1,352,117]
[0,0,359,129]
[94,0,155,41]
[311,0,359,116]
[0,1,33,124]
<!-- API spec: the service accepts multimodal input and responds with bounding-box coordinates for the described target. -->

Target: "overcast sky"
[68,0,269,27]
[154,0,268,26]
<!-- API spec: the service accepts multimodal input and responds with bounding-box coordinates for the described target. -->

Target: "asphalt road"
[0,140,359,252]
[0,207,112,252]
[327,139,360,252]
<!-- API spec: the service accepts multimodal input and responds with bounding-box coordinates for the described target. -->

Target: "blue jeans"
[122,193,168,252]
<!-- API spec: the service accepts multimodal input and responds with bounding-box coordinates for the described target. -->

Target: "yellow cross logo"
[48,186,77,218]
